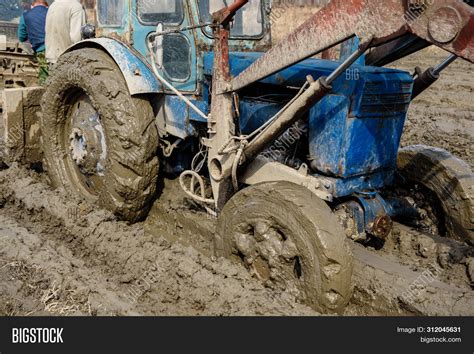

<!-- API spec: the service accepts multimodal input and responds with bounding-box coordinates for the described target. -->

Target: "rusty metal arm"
[204,0,250,209]
[212,0,249,25]
[228,0,474,93]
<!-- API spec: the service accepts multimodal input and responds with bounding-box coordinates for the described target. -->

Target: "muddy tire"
[41,48,159,222]
[398,145,474,244]
[215,182,353,313]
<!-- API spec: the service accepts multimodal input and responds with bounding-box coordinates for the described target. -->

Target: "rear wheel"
[398,145,474,244]
[41,48,159,222]
[215,182,353,313]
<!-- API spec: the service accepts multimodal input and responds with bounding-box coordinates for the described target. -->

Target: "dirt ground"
[396,48,474,169]
[0,163,472,316]
[0,6,473,316]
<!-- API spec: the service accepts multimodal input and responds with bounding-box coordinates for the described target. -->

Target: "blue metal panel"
[66,38,162,95]
[320,170,395,198]
[205,51,413,180]
[203,52,406,89]
[164,95,208,138]
[307,67,413,178]
[239,100,283,134]
[308,95,349,176]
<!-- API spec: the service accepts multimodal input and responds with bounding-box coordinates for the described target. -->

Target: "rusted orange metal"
[212,0,250,25]
[207,0,250,208]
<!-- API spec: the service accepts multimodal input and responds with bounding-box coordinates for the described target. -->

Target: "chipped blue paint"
[204,51,413,183]
[66,38,163,95]
[164,95,208,138]
[203,52,406,89]
[309,69,413,178]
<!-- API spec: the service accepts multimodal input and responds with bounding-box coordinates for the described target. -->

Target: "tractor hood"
[203,52,409,89]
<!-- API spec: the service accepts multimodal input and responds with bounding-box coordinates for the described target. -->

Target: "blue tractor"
[40,0,474,312]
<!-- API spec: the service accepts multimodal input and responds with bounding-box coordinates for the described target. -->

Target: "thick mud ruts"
[0,165,318,316]
[0,165,472,316]
[41,48,159,222]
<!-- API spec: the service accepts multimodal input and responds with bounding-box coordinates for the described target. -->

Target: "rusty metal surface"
[229,0,474,92]
[212,0,249,25]
[207,23,237,209]
[408,0,474,60]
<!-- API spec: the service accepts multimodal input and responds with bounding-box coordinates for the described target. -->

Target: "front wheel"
[41,48,159,222]
[215,182,353,313]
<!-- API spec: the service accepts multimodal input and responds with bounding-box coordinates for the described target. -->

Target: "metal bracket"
[239,157,332,201]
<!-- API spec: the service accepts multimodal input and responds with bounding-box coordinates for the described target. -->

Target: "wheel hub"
[67,95,107,177]
[69,128,88,166]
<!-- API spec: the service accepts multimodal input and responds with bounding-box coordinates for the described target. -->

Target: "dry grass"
[0,260,43,316]
[40,281,89,315]
[0,259,91,316]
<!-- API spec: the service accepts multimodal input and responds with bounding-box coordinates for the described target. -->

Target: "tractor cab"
[83,0,271,93]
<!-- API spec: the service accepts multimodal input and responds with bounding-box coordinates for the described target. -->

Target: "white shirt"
[45,0,86,63]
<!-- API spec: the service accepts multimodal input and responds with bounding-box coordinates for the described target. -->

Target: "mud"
[0,165,319,316]
[0,164,472,316]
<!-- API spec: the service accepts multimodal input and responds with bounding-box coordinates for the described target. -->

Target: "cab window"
[198,0,263,38]
[163,34,192,81]
[137,0,184,25]
[98,0,124,27]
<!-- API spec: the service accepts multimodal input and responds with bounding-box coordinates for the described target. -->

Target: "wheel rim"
[62,93,108,199]
[231,218,306,298]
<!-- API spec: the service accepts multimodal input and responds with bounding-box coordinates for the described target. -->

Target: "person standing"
[45,0,86,64]
[17,0,49,85]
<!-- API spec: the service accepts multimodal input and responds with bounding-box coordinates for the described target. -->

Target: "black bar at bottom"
[0,316,472,354]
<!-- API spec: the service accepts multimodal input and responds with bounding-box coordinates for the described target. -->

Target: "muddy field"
[396,48,474,169]
[1,164,473,316]
[0,6,473,316]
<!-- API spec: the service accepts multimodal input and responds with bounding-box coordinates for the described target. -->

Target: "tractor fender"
[65,38,162,95]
